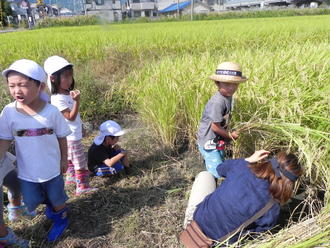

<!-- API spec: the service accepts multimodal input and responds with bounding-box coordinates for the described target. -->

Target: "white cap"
[2,59,46,83]
[94,120,125,145]
[44,56,73,92]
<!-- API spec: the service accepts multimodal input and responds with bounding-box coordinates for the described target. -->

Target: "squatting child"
[88,120,130,176]
[44,55,96,196]
[197,62,247,178]
[0,59,71,242]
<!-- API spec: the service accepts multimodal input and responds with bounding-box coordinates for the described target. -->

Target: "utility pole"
[177,0,179,18]
[190,0,193,21]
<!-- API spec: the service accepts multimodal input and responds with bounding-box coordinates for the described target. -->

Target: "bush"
[35,15,100,28]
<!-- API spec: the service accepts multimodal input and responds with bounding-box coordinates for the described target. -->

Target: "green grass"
[0,14,329,247]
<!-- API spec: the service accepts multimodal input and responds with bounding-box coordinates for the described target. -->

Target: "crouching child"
[88,120,130,176]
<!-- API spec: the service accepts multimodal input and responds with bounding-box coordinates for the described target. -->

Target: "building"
[159,0,211,16]
[85,0,122,21]
[128,0,157,18]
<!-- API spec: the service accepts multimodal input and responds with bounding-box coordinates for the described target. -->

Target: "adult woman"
[183,150,303,245]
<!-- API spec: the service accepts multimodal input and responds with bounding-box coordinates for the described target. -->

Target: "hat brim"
[2,69,12,78]
[93,130,126,146]
[209,74,247,83]
[113,130,125,136]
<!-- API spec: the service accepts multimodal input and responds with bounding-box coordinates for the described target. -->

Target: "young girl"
[0,59,71,242]
[44,55,96,196]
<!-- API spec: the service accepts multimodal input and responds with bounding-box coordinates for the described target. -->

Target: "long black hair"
[50,65,75,94]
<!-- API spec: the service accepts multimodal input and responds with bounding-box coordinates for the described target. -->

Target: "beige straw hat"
[209,62,247,83]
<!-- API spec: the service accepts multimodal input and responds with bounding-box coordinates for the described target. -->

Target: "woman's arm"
[245,150,270,163]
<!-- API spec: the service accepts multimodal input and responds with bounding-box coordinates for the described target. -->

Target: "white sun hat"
[2,59,46,83]
[44,55,73,92]
[94,120,126,145]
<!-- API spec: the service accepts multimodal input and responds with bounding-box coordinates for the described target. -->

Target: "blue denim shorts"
[198,145,225,178]
[19,175,68,212]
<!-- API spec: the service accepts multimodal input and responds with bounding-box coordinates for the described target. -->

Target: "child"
[44,55,97,196]
[0,59,71,242]
[0,153,29,248]
[197,62,247,178]
[88,120,130,176]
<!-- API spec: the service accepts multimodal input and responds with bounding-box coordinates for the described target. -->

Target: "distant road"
[0,29,25,34]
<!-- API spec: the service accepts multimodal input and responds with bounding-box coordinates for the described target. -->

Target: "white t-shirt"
[0,102,71,183]
[51,94,82,141]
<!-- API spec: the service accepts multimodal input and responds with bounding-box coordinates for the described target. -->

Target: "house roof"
[159,1,191,13]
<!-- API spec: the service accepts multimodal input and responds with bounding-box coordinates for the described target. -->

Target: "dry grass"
[3,115,325,248]
[3,115,201,248]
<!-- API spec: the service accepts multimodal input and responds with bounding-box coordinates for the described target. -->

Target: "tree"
[0,0,12,27]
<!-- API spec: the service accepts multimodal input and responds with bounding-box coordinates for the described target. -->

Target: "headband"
[270,158,299,182]
[215,69,242,77]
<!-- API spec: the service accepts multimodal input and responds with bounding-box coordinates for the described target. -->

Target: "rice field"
[0,14,329,247]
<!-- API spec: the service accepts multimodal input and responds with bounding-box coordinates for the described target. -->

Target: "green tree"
[0,0,12,27]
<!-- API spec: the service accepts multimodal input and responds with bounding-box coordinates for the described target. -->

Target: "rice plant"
[0,14,329,247]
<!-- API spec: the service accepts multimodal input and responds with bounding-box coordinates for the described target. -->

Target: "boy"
[88,120,130,176]
[0,59,71,242]
[197,62,247,178]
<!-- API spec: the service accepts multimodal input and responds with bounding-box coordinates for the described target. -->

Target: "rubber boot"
[65,162,75,185]
[75,170,98,196]
[0,227,29,248]
[7,203,36,222]
[46,207,69,242]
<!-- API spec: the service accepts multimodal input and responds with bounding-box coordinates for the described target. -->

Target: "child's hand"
[230,131,239,140]
[70,90,80,102]
[245,150,270,163]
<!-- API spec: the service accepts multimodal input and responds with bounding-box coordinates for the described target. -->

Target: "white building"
[128,0,157,18]
[85,0,122,21]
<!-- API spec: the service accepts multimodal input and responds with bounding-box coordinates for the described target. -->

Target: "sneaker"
[7,204,36,222]
[7,205,21,222]
[0,228,29,248]
[75,187,98,196]
[21,204,37,219]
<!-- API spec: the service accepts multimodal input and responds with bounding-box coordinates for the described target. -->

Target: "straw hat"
[209,62,247,83]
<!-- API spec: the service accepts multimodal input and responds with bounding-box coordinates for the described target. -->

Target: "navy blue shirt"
[193,159,280,242]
